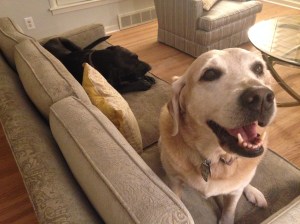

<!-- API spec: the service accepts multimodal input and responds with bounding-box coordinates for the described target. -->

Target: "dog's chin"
[207,120,266,158]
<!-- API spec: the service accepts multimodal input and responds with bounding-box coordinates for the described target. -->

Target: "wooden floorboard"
[0,2,299,222]
[0,124,38,224]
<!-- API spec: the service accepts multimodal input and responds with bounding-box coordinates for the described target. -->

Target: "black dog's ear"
[107,45,122,51]
[84,35,111,50]
[60,38,82,51]
[107,45,117,50]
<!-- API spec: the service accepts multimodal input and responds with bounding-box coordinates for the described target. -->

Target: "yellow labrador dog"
[159,48,276,224]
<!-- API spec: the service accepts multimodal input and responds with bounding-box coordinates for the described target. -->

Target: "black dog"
[43,36,155,93]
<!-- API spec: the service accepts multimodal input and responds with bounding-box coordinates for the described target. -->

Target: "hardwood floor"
[0,124,38,224]
[0,2,299,223]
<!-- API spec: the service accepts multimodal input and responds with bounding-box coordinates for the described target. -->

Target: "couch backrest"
[40,23,106,49]
[0,17,33,69]
[14,39,91,119]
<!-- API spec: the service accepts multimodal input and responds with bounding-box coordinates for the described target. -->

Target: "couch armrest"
[154,0,203,39]
[261,196,300,224]
[49,96,194,224]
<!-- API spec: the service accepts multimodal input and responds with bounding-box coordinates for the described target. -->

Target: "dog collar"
[87,51,95,67]
[200,155,237,182]
[200,159,211,182]
[220,155,237,165]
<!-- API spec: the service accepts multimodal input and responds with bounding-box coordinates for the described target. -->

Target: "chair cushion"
[14,39,91,119]
[198,0,262,31]
[202,0,219,11]
[195,14,256,45]
[82,63,143,154]
[0,17,33,69]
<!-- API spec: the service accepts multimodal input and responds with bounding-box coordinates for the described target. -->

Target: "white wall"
[0,0,154,39]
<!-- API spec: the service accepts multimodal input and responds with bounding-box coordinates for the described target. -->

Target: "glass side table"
[248,15,300,107]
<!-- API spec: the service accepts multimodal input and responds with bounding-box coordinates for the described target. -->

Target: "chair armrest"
[50,96,194,224]
[154,0,203,38]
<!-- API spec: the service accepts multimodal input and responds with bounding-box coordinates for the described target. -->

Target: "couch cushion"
[0,17,33,69]
[122,74,171,148]
[198,0,262,31]
[49,96,193,224]
[142,145,300,224]
[82,63,143,153]
[0,53,102,223]
[14,39,91,119]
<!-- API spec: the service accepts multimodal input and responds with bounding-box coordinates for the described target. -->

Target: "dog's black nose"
[240,87,275,112]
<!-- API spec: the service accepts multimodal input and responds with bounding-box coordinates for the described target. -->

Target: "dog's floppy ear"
[167,76,185,136]
[83,35,111,50]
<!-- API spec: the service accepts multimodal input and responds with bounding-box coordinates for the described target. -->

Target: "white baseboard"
[105,24,120,34]
[263,0,300,10]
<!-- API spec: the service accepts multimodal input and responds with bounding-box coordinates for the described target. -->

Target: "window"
[49,0,124,15]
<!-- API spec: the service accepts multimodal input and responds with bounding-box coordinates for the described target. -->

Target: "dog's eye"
[200,69,222,81]
[251,62,264,76]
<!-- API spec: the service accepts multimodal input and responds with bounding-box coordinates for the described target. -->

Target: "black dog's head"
[44,37,154,92]
[92,45,151,83]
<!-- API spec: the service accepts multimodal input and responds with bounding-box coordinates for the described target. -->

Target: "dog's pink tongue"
[227,123,257,142]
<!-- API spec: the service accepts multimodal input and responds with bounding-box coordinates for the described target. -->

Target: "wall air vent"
[118,7,156,30]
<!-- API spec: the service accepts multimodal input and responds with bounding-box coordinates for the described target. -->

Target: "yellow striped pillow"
[82,63,143,154]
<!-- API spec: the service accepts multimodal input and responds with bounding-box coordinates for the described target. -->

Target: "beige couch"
[0,17,299,224]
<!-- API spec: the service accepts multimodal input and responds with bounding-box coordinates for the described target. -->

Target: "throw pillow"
[82,63,143,153]
[202,0,219,11]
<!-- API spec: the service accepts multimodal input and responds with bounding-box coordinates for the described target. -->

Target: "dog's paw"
[172,76,180,82]
[244,185,268,208]
[141,79,152,90]
[218,216,234,224]
[144,75,156,85]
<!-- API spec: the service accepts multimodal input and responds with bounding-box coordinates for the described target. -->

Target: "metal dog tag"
[201,159,211,182]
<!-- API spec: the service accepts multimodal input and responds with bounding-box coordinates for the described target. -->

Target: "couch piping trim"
[32,40,81,99]
[0,29,18,43]
[15,46,54,104]
[15,39,81,105]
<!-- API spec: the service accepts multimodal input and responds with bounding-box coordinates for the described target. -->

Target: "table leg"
[262,54,300,107]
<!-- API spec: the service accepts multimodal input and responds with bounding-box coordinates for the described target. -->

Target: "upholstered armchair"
[154,0,263,57]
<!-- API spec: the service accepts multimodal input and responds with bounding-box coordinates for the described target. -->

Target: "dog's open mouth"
[207,120,266,157]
